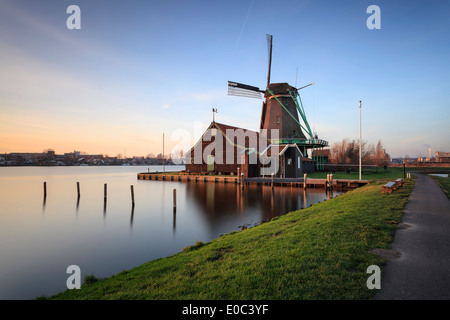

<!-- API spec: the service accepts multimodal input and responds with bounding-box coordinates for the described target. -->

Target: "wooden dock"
[137,173,368,189]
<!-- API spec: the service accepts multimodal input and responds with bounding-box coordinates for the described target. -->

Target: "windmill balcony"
[270,138,329,147]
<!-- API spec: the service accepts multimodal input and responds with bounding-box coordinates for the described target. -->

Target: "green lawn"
[307,169,405,181]
[431,175,450,198]
[49,178,415,300]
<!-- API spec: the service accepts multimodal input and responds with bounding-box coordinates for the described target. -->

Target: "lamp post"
[359,100,362,181]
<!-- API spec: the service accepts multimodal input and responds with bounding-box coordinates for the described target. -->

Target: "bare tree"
[373,140,390,166]
[330,139,374,164]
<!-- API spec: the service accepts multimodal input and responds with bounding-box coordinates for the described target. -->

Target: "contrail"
[233,0,255,53]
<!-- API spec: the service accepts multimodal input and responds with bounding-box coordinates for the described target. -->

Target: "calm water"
[0,166,342,299]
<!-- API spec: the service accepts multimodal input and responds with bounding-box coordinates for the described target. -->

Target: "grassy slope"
[307,167,405,181]
[431,176,450,198]
[51,178,414,300]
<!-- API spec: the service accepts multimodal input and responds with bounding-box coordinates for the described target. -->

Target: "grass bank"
[50,177,414,300]
[307,166,407,181]
[430,175,450,198]
[308,166,449,181]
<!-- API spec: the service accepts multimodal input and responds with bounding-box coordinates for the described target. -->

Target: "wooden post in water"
[173,189,176,213]
[303,173,307,189]
[130,185,135,206]
[271,173,274,189]
[77,182,80,198]
[104,183,107,201]
[43,182,47,197]
[241,173,244,189]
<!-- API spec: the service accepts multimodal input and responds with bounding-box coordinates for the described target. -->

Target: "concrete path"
[376,174,450,300]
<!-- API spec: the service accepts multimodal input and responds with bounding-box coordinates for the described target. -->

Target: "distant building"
[64,151,81,158]
[9,152,46,160]
[436,151,450,163]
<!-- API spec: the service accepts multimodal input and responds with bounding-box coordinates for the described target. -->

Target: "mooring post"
[77,182,80,198]
[43,182,47,197]
[173,189,176,213]
[241,173,244,189]
[104,183,107,201]
[303,173,307,189]
[271,172,274,189]
[130,185,135,206]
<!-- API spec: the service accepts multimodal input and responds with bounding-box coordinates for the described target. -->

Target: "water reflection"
[130,204,135,228]
[0,166,344,299]
[184,181,342,229]
[42,194,47,213]
[173,211,176,232]
[76,195,80,213]
[327,189,333,200]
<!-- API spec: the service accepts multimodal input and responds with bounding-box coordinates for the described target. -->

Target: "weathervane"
[212,108,218,122]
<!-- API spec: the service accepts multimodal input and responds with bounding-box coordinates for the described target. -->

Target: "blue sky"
[0,0,449,158]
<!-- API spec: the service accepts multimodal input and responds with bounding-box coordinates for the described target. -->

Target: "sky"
[0,0,449,158]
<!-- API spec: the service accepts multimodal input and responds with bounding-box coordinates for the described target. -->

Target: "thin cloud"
[404,136,427,143]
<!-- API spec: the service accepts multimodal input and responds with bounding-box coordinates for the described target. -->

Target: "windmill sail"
[227,81,262,99]
[266,34,272,88]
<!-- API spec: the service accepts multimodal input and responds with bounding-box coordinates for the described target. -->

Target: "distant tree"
[170,149,185,165]
[373,140,390,166]
[330,139,374,164]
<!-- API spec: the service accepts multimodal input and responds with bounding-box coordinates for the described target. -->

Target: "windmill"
[227,34,328,169]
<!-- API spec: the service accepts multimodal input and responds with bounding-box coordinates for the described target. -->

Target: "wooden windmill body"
[228,34,328,175]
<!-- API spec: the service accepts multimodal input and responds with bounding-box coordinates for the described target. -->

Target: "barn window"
[287,158,292,165]
[276,116,280,124]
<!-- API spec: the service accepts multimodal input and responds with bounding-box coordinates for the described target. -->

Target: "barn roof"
[185,122,260,156]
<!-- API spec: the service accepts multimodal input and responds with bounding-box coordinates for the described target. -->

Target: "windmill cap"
[265,82,296,97]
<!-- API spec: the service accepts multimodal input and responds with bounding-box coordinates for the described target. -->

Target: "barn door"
[207,155,214,172]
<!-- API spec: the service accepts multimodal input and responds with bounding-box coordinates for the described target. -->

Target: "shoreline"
[48,176,415,300]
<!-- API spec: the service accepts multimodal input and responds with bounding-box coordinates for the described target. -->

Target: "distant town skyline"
[1,0,449,158]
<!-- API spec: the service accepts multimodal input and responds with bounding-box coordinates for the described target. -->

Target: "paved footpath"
[376,174,450,300]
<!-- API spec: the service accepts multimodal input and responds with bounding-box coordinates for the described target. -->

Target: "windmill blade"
[227,81,263,99]
[266,34,273,88]
[297,83,314,90]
